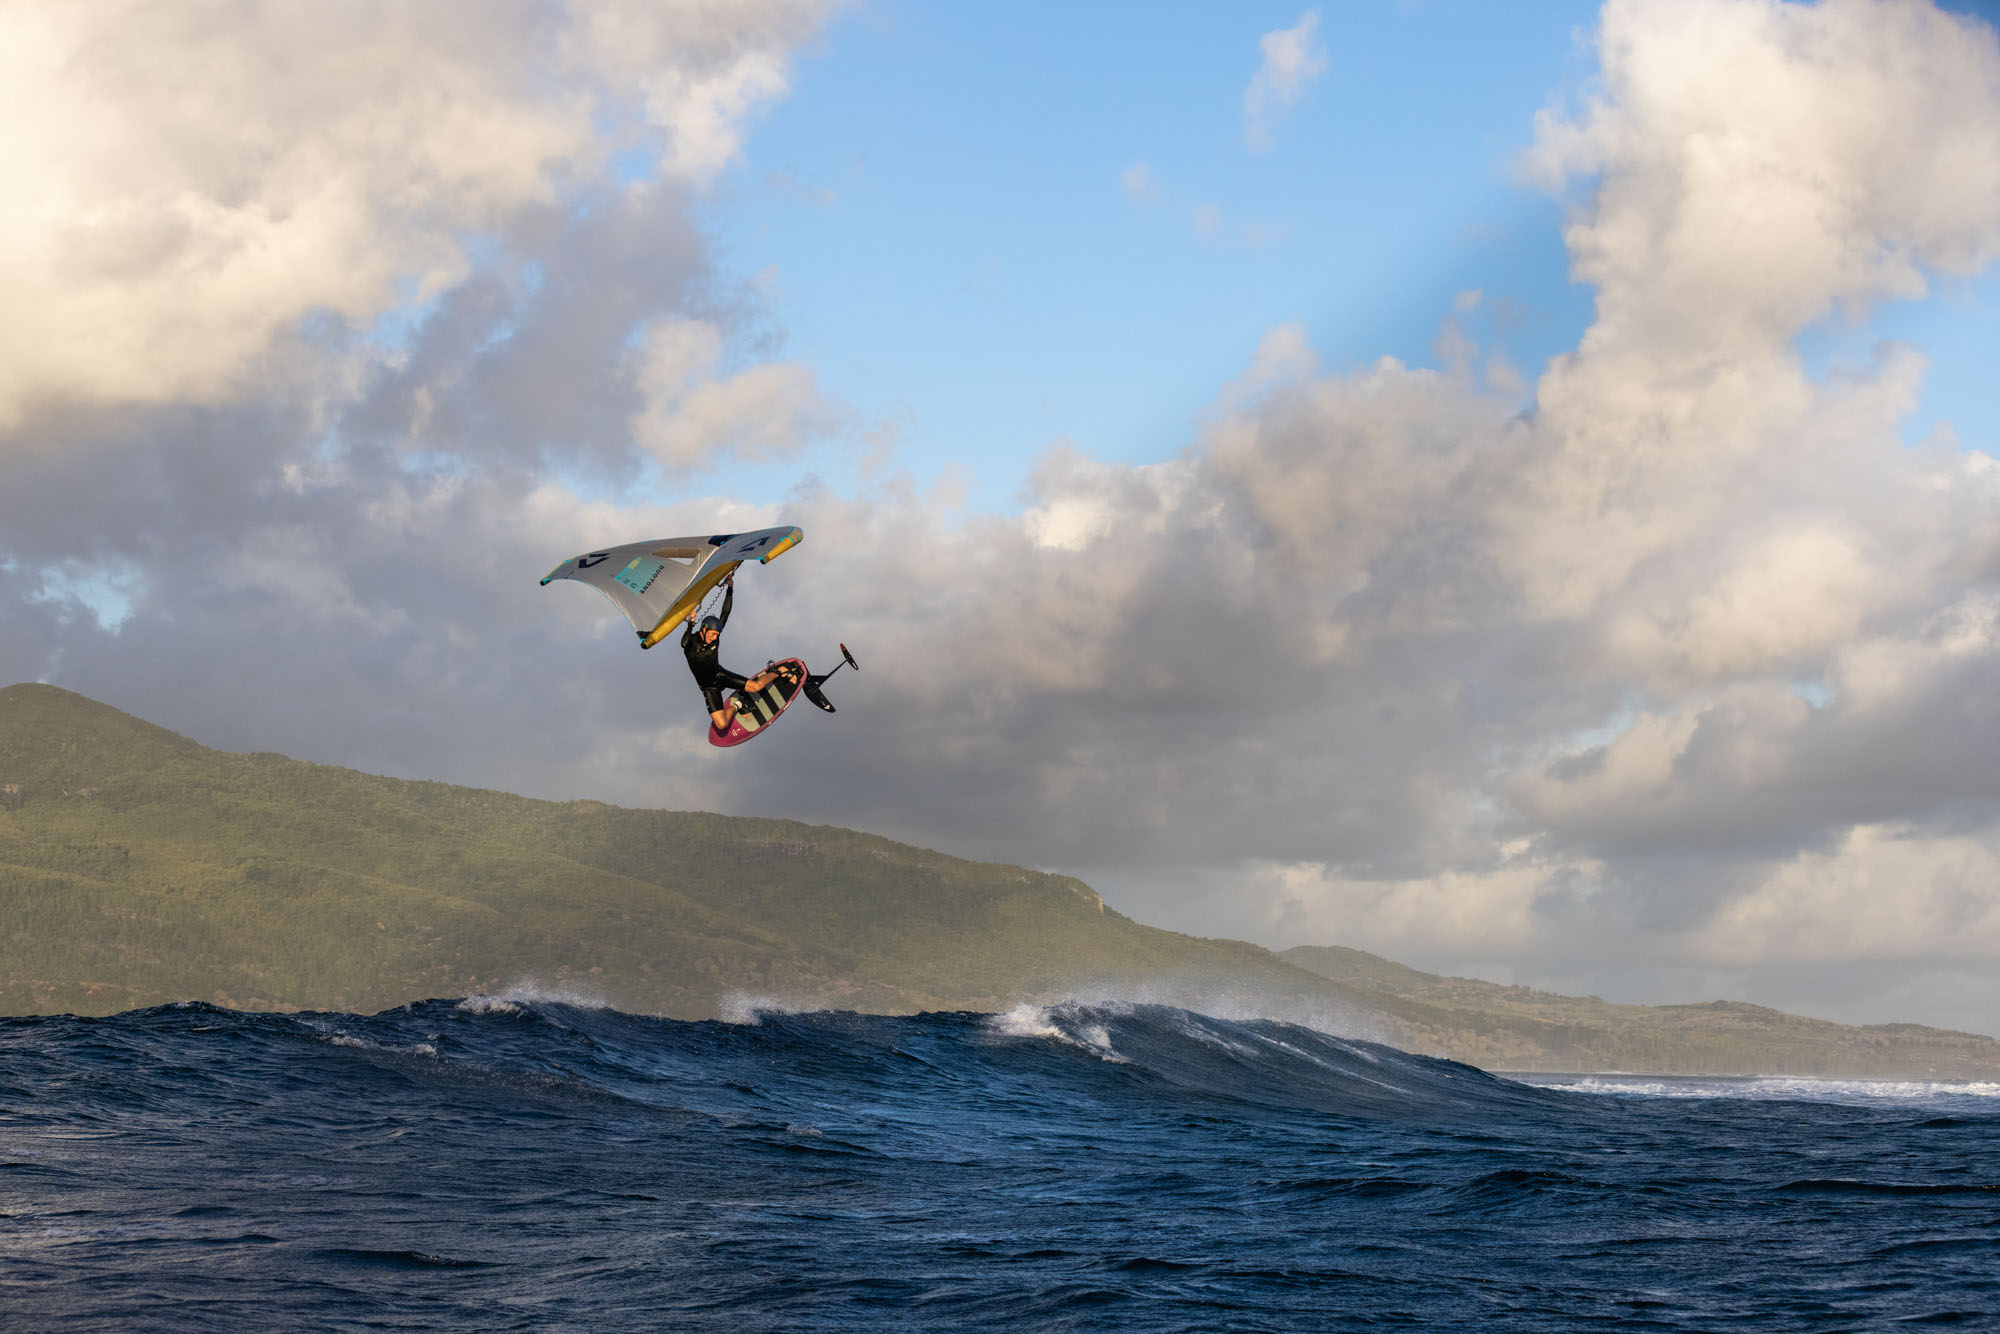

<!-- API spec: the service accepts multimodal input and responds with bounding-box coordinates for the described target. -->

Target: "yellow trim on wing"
[758,527,803,564]
[640,561,740,648]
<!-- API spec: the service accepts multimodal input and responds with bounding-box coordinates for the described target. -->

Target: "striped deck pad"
[708,658,807,749]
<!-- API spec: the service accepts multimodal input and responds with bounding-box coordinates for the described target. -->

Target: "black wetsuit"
[683,585,748,715]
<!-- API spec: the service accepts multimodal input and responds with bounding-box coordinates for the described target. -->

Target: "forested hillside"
[5,682,1998,1079]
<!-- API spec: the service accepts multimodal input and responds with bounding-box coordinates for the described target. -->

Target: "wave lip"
[972,1000,1572,1123]
[455,980,613,1015]
[985,1002,1127,1061]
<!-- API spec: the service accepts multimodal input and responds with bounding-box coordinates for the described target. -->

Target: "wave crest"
[455,980,612,1015]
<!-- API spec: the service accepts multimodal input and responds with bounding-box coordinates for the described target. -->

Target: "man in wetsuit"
[683,574,787,733]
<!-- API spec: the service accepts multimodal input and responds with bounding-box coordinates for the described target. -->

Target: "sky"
[6,0,2000,1033]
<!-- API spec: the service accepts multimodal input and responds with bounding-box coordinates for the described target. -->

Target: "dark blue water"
[3,996,1997,1330]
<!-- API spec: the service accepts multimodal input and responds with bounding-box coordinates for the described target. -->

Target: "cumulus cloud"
[0,0,824,429]
[0,0,841,799]
[1507,0,2000,632]
[1244,11,1327,152]
[749,0,2000,1026]
[628,317,835,468]
[7,0,2000,1034]
[1696,823,2000,964]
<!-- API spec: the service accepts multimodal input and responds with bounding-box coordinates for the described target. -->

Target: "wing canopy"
[540,525,802,648]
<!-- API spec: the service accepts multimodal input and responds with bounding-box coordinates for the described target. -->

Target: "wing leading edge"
[541,525,802,648]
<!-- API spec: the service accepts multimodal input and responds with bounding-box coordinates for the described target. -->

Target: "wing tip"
[758,526,804,565]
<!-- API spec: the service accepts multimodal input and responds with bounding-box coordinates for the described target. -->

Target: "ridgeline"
[3,683,1996,1079]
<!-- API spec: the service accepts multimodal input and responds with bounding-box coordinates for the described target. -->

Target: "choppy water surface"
[2,997,1996,1330]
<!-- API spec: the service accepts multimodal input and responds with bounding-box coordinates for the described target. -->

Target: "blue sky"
[1799,266,2000,452]
[690,0,1995,512]
[699,1,1603,509]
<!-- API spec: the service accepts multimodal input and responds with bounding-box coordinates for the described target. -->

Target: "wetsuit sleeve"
[717,583,733,630]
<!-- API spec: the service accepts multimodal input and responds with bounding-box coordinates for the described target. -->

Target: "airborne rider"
[682,574,787,733]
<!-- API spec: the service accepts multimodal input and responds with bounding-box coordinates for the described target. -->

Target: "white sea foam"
[1522,1073,2000,1106]
[985,1003,1128,1062]
[1170,1009,1263,1058]
[456,980,612,1014]
[986,979,1386,1047]
[717,992,832,1025]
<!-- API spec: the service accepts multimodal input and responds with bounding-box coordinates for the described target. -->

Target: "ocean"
[2,996,1996,1330]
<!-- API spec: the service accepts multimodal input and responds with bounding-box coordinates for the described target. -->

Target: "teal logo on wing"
[614,556,665,595]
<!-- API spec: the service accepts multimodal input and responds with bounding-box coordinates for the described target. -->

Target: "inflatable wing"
[540,525,802,649]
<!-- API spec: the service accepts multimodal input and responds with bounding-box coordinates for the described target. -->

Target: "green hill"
[1281,945,2000,1081]
[0,684,1366,1021]
[3,682,1997,1079]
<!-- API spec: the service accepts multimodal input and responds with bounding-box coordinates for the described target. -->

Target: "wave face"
[3,997,1997,1331]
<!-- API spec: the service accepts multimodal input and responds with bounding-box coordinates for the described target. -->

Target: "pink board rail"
[708,657,808,749]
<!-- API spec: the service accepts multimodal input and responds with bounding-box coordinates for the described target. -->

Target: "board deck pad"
[709,658,808,748]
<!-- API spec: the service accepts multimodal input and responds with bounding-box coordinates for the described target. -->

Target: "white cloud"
[1506,0,2000,632]
[628,317,837,469]
[1696,823,2000,964]
[1828,593,2000,713]
[1244,10,1328,152]
[1605,520,1892,682]
[559,0,822,182]
[1251,855,1589,959]
[0,0,829,430]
